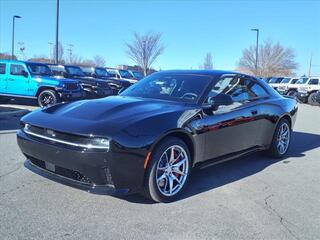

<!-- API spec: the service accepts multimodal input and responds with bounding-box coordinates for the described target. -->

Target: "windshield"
[131,71,144,79]
[119,70,133,79]
[65,66,85,76]
[296,78,309,84]
[281,78,291,83]
[269,78,280,83]
[95,68,109,77]
[120,72,211,103]
[26,63,53,76]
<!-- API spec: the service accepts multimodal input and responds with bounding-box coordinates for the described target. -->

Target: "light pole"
[251,28,259,75]
[12,15,22,60]
[55,0,60,64]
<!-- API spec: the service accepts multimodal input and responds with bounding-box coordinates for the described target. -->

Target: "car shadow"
[0,106,31,131]
[122,131,320,204]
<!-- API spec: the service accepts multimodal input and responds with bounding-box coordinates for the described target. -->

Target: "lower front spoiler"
[24,159,129,196]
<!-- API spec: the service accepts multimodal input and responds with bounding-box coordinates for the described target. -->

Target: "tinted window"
[291,79,299,84]
[26,63,52,76]
[309,78,319,85]
[121,72,211,103]
[296,78,309,84]
[281,78,291,83]
[65,66,85,76]
[10,64,25,75]
[0,63,6,74]
[207,77,268,103]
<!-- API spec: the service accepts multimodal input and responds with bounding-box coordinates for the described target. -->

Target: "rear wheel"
[144,137,191,203]
[267,118,291,158]
[37,89,59,107]
[308,92,320,106]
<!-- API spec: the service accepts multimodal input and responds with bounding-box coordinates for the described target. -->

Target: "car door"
[6,63,31,96]
[0,63,7,93]
[199,75,270,161]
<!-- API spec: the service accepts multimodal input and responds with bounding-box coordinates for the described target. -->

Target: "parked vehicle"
[296,77,320,105]
[268,77,284,90]
[277,77,299,95]
[106,68,138,84]
[48,65,113,98]
[17,70,297,202]
[80,66,131,94]
[129,70,144,80]
[315,91,320,104]
[0,60,82,107]
[261,77,272,83]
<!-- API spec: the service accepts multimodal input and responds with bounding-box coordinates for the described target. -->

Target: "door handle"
[251,110,258,115]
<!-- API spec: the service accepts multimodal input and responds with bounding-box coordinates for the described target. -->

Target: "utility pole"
[17,42,25,60]
[48,42,53,63]
[55,0,60,64]
[67,44,74,64]
[251,28,259,75]
[308,54,313,77]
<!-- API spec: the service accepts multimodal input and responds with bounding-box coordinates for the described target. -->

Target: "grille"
[65,82,79,90]
[97,81,109,89]
[29,157,92,184]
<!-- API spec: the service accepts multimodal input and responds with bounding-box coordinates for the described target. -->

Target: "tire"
[308,92,320,106]
[144,137,192,203]
[37,89,59,107]
[287,90,296,97]
[267,118,291,158]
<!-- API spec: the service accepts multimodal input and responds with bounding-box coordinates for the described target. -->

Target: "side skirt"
[195,146,268,170]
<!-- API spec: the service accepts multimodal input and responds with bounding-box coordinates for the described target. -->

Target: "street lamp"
[251,28,259,75]
[12,15,22,60]
[55,0,60,64]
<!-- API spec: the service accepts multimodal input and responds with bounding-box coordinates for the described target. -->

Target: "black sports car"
[17,70,298,202]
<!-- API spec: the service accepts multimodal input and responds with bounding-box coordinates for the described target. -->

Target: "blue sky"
[0,0,319,75]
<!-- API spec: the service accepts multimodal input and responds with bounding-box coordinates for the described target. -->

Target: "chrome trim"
[23,128,109,150]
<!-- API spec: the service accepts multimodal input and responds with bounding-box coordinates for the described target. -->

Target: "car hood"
[33,75,78,84]
[21,96,196,137]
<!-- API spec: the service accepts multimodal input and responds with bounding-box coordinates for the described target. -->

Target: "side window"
[0,63,6,74]
[309,79,319,85]
[10,64,25,75]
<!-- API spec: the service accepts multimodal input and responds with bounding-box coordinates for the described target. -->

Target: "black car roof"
[155,69,244,77]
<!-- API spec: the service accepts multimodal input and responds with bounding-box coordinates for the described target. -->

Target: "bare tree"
[93,55,106,67]
[125,32,164,76]
[0,52,17,60]
[201,53,213,70]
[53,42,64,64]
[238,41,298,77]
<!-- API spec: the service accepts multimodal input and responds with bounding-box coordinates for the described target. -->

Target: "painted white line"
[0,129,19,134]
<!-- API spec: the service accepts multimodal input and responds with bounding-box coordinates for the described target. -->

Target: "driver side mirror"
[22,70,29,78]
[204,93,234,111]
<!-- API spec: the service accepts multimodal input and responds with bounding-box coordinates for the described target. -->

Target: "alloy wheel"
[277,123,290,155]
[156,145,189,197]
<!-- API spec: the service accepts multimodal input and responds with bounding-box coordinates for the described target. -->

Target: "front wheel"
[144,137,191,203]
[308,92,320,106]
[37,89,59,107]
[267,119,291,158]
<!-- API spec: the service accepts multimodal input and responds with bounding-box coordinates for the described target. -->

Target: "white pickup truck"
[296,77,320,105]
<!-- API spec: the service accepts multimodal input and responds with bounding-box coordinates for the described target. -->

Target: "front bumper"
[59,91,84,100]
[296,92,309,102]
[17,130,145,194]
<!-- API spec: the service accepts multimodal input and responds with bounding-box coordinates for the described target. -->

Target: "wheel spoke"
[171,173,181,185]
[169,147,175,163]
[157,173,166,183]
[172,158,185,168]
[172,167,185,176]
[168,175,174,194]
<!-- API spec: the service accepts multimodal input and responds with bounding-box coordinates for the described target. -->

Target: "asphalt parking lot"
[0,103,319,240]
